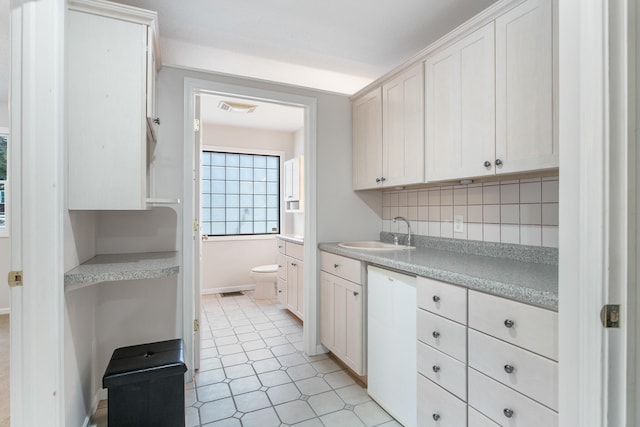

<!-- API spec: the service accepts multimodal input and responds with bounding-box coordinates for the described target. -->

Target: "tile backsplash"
[382,176,559,248]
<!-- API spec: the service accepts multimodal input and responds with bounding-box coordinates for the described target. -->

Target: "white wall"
[201,124,295,293]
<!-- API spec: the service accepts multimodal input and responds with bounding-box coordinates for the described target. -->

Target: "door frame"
[558,0,637,425]
[182,78,319,380]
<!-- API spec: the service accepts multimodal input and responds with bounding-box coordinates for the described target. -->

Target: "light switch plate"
[454,215,464,233]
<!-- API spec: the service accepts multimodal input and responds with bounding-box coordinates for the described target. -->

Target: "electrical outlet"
[454,215,464,233]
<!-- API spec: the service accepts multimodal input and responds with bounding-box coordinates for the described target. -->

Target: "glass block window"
[201,151,280,236]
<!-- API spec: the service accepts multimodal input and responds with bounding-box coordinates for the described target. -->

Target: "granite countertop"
[64,251,180,292]
[277,234,304,244]
[319,237,558,311]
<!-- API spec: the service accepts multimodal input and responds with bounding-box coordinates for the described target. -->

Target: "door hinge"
[194,319,199,332]
[8,271,23,287]
[601,304,621,328]
[194,118,200,132]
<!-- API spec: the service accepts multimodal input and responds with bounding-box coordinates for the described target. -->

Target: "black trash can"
[103,339,187,427]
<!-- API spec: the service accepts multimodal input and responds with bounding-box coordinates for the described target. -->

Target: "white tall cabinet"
[425,23,495,181]
[352,88,383,190]
[67,0,161,210]
[495,0,555,173]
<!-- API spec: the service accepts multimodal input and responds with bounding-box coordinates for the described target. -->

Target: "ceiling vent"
[218,100,258,113]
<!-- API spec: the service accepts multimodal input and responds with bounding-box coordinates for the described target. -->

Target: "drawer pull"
[278,245,283,249]
[504,319,515,328]
[353,291,359,297]
[504,364,515,374]
[432,295,440,303]
[291,263,297,267]
[432,365,440,373]
[334,263,340,268]
[503,408,514,418]
[432,413,441,421]
[278,290,283,293]
[432,331,440,339]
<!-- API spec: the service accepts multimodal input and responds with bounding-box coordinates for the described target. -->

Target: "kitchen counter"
[319,237,558,310]
[64,251,180,292]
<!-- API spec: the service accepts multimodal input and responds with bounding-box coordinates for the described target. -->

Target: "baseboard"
[0,308,10,315]
[201,284,255,295]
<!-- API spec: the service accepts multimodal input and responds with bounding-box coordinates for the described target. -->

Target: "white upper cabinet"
[425,22,495,181]
[284,156,303,212]
[352,88,383,190]
[495,0,555,174]
[67,0,160,210]
[382,63,425,187]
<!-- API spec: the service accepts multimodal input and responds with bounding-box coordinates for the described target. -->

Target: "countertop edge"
[319,243,558,311]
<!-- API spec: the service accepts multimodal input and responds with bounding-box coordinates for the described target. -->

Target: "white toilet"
[250,264,278,299]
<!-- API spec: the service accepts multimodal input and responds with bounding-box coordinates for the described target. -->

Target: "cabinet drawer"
[286,241,304,260]
[320,252,361,284]
[468,369,558,427]
[468,407,499,427]
[277,254,287,280]
[417,341,466,401]
[417,309,466,363]
[417,374,467,427]
[468,329,558,410]
[417,277,467,324]
[277,239,286,254]
[468,291,558,360]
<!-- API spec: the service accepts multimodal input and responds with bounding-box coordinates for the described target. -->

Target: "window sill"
[204,234,278,243]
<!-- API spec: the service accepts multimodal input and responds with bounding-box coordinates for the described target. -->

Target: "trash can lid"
[103,339,187,388]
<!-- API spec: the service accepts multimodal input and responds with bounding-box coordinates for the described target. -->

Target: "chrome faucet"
[393,216,412,247]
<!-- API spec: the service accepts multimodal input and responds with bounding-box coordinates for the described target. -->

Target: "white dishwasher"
[367,266,417,427]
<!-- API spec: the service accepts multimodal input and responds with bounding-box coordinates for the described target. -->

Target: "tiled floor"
[92,291,400,426]
[0,314,9,427]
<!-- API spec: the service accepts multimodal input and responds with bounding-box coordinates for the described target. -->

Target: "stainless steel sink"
[338,241,415,251]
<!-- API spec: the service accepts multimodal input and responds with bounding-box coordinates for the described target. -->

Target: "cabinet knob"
[376,178,381,183]
[432,331,440,339]
[291,263,297,267]
[503,408,514,418]
[504,364,515,374]
[432,295,440,303]
[432,365,440,373]
[504,319,515,328]
[334,263,340,268]
[278,265,283,268]
[353,291,359,297]
[495,158,503,166]
[484,160,492,168]
[152,117,160,125]
[380,177,386,182]
[432,413,441,421]
[278,290,283,293]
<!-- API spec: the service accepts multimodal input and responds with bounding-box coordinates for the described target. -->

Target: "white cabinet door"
[319,272,335,349]
[495,0,555,173]
[383,63,425,187]
[284,157,300,201]
[368,266,417,427]
[352,88,383,190]
[286,260,299,316]
[342,279,363,374]
[425,23,495,181]
[296,261,304,319]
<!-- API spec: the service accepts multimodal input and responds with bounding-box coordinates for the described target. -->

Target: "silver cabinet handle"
[432,365,440,373]
[291,263,297,267]
[432,331,440,339]
[503,408,514,418]
[380,177,386,182]
[432,295,440,303]
[484,160,492,167]
[504,364,515,374]
[152,117,160,125]
[353,291,359,297]
[278,290,283,293]
[334,263,340,268]
[504,319,515,328]
[495,158,503,166]
[432,413,440,421]
[376,178,381,183]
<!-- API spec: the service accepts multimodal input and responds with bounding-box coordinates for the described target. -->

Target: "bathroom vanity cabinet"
[277,237,304,320]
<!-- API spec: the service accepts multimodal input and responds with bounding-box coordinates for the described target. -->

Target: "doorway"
[182,78,319,382]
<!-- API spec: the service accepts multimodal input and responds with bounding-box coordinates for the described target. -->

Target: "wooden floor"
[0,314,9,427]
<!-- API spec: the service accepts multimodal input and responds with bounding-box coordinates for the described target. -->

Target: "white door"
[193,94,202,370]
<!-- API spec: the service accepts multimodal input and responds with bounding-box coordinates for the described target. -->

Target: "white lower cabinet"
[368,266,417,427]
[416,279,558,426]
[319,252,365,375]
[468,368,558,427]
[279,239,304,320]
[417,373,467,427]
